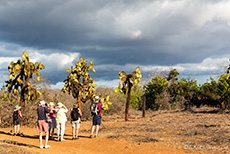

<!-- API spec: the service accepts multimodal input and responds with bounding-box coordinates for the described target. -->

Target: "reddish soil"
[0,109,229,154]
[0,126,192,154]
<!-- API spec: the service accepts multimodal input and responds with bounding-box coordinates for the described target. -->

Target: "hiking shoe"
[45,145,51,149]
[94,135,97,138]
[75,137,79,140]
[72,137,75,140]
[13,133,16,136]
[16,133,20,136]
[89,135,92,138]
[49,137,54,140]
[40,145,44,149]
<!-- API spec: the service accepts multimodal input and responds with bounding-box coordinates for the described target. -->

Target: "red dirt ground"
[1,109,228,154]
[0,123,198,154]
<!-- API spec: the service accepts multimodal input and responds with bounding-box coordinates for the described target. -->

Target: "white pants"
[57,122,66,139]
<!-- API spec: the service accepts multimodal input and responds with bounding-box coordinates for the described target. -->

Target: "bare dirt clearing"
[0,108,229,154]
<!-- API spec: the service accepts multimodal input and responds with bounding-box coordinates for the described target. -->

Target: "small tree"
[144,75,168,110]
[5,51,45,106]
[217,73,230,109]
[115,67,142,121]
[62,57,97,109]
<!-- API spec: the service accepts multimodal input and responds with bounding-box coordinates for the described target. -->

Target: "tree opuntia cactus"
[5,51,45,106]
[62,57,97,109]
[115,67,142,121]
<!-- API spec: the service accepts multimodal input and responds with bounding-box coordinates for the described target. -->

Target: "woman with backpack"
[12,105,22,136]
[70,103,82,140]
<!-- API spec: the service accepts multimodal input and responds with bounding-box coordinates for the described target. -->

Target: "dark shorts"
[13,118,21,125]
[93,116,102,126]
[48,118,57,129]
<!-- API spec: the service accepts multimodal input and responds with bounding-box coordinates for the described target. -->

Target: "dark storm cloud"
[0,0,229,62]
[1,0,230,88]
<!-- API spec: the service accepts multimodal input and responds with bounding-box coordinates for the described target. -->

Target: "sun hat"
[95,96,100,100]
[39,100,46,106]
[14,105,21,111]
[57,102,63,108]
[49,102,55,106]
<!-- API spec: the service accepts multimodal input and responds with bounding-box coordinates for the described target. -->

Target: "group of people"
[11,96,104,149]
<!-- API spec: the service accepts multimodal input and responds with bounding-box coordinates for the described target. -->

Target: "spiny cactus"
[99,95,112,110]
[115,67,142,121]
[5,51,45,106]
[62,57,97,109]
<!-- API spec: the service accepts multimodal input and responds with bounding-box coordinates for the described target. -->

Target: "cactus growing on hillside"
[5,51,45,106]
[115,67,142,121]
[62,57,97,109]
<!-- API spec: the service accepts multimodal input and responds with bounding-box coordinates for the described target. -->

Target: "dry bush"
[155,90,172,110]
[0,98,15,127]
[96,86,126,115]
[0,87,127,127]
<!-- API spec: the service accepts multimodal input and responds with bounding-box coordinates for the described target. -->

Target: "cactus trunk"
[125,83,132,121]
[78,95,81,109]
[142,96,146,118]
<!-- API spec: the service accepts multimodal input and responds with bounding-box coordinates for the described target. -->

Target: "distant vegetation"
[143,68,230,111]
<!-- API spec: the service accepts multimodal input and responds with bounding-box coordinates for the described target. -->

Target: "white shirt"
[55,108,68,123]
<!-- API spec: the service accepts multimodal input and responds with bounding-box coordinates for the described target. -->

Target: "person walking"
[56,102,68,141]
[90,96,104,138]
[48,102,56,140]
[12,105,22,136]
[37,100,51,149]
[70,103,82,140]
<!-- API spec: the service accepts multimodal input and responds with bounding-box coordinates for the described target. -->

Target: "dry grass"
[87,107,230,153]
[0,142,42,154]
[0,107,230,153]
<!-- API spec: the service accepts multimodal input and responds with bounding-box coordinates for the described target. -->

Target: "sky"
[0,0,230,89]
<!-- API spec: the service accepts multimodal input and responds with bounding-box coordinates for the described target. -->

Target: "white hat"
[95,96,100,100]
[49,102,55,106]
[57,102,63,108]
[39,100,46,106]
[14,105,21,111]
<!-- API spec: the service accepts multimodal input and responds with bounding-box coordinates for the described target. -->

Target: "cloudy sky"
[0,0,230,89]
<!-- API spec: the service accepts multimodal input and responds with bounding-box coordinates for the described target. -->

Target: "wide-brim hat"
[57,102,63,108]
[14,105,21,111]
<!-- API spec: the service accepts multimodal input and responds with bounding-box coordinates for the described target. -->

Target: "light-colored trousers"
[56,122,66,138]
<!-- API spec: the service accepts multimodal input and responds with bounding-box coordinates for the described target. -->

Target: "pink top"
[49,108,56,118]
[12,110,22,118]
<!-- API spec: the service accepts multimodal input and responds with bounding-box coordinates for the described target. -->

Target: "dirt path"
[0,125,197,154]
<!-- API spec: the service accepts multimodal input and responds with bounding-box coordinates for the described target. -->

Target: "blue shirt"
[37,107,50,120]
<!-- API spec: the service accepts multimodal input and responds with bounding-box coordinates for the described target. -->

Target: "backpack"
[13,110,19,120]
[71,108,80,121]
[43,107,51,123]
[90,103,100,116]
